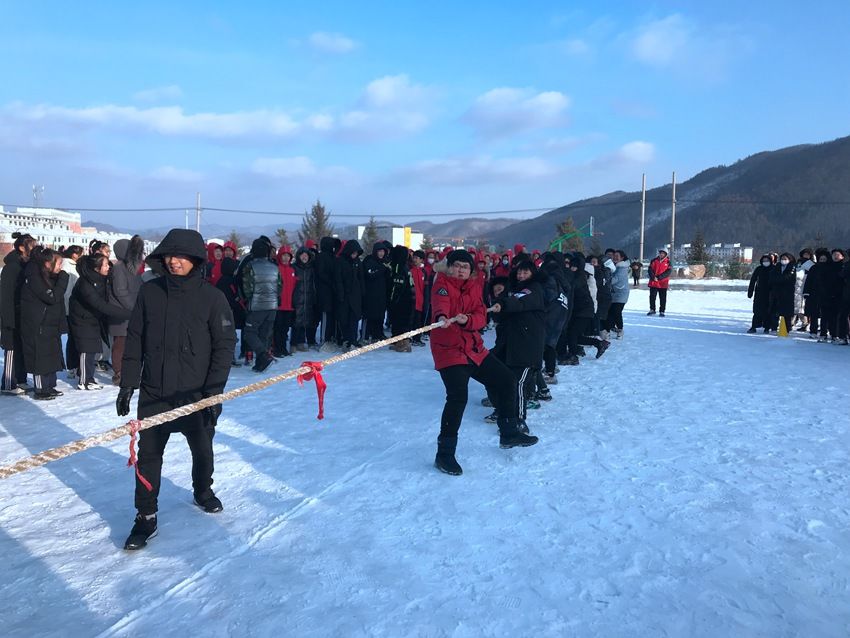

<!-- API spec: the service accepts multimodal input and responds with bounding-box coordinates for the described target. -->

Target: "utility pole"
[185,209,189,230]
[589,215,594,238]
[195,192,201,233]
[32,185,45,207]
[670,171,677,262]
[639,173,646,263]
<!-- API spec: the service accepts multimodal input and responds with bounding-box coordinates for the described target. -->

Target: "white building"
[356,224,424,250]
[671,242,754,264]
[0,206,156,257]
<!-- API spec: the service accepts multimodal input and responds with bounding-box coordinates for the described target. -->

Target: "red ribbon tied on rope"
[127,420,153,492]
[297,361,327,420]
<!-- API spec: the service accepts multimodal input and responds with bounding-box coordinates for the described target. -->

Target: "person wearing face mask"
[816,249,847,342]
[747,254,774,333]
[768,252,797,333]
[793,248,814,332]
[493,251,512,278]
[802,248,831,338]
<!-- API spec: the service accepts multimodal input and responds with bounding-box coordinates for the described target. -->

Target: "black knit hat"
[446,249,475,268]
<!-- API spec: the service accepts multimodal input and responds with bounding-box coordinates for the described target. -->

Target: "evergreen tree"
[687,229,709,265]
[298,199,334,245]
[420,235,434,251]
[275,227,290,248]
[552,217,586,253]
[227,230,241,253]
[725,258,746,280]
[360,217,381,250]
[590,235,603,257]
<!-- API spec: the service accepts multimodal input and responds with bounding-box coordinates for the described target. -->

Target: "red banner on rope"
[126,420,153,492]
[297,361,327,420]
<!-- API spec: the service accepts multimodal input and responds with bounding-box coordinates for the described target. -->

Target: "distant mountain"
[489,135,850,257]
[337,217,521,244]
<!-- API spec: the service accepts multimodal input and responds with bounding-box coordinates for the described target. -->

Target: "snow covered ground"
[2,288,850,637]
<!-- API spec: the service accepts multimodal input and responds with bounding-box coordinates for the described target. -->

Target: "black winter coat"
[568,258,595,319]
[0,250,26,350]
[819,260,845,306]
[215,258,246,330]
[122,230,236,418]
[769,263,797,319]
[748,264,773,314]
[314,237,338,313]
[292,248,317,328]
[541,259,571,347]
[335,240,364,317]
[595,262,613,320]
[495,272,545,368]
[69,259,132,353]
[362,248,390,319]
[20,262,69,374]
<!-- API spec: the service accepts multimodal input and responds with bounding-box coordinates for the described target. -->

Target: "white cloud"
[463,88,571,138]
[397,155,559,186]
[629,14,754,79]
[133,85,183,103]
[3,75,435,144]
[617,141,655,163]
[149,165,203,182]
[308,31,359,54]
[251,156,357,183]
[561,38,590,55]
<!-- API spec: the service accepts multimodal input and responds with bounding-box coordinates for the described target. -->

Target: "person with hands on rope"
[117,229,236,551]
[429,249,538,477]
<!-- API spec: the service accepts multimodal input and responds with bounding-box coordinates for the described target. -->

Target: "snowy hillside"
[2,288,850,637]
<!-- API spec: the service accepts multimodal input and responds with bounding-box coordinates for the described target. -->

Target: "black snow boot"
[195,494,224,513]
[124,513,158,550]
[595,339,610,359]
[435,436,462,475]
[497,417,538,449]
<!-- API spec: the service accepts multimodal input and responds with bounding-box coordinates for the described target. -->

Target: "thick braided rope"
[0,317,458,480]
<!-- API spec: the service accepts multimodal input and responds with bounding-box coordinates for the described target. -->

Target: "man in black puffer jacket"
[116,229,236,551]
[335,239,365,349]
[315,236,339,349]
[241,238,281,372]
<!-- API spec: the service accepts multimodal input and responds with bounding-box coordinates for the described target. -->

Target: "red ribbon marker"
[126,420,153,492]
[297,361,327,420]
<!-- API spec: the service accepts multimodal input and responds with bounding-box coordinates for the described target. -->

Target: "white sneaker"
[77,382,104,391]
[2,386,25,396]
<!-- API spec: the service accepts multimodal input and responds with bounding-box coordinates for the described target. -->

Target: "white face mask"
[427,257,435,264]
[780,259,790,266]
[502,258,509,265]
[761,261,770,267]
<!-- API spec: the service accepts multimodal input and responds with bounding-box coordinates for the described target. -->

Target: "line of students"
[748,247,850,342]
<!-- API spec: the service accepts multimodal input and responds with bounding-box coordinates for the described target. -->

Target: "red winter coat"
[648,256,671,289]
[429,272,488,370]
[411,265,425,312]
[206,243,223,285]
[277,247,297,311]
[493,251,512,278]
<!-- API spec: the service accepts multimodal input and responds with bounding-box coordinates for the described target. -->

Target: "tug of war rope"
[0,317,459,483]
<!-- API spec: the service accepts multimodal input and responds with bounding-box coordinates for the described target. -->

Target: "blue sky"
[1,1,848,229]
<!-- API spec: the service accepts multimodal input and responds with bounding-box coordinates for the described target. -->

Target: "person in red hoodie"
[410,250,426,346]
[274,245,297,356]
[647,248,672,316]
[493,250,513,278]
[429,249,538,476]
[205,243,223,285]
[222,241,238,260]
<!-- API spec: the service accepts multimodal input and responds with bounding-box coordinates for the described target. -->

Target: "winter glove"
[116,387,135,417]
[204,404,222,427]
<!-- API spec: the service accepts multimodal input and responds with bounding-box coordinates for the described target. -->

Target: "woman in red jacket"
[274,245,297,356]
[647,248,671,316]
[430,250,538,476]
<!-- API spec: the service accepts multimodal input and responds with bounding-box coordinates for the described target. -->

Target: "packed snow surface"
[2,289,849,637]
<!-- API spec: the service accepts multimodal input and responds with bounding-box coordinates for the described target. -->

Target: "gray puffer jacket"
[611,260,631,304]
[242,258,281,312]
[109,237,145,336]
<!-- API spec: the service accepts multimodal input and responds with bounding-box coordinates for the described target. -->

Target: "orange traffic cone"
[778,316,789,337]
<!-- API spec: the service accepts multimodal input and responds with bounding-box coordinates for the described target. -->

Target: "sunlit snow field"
[2,286,849,637]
